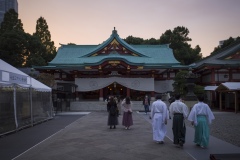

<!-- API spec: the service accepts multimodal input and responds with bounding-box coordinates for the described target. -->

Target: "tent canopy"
[0,59,51,92]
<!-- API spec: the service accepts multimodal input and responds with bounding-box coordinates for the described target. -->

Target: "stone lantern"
[182,68,200,109]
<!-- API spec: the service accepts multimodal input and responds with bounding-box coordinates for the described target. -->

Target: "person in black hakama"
[169,93,189,148]
[107,96,119,129]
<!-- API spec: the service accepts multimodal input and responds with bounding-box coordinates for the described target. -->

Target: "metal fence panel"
[0,88,15,134]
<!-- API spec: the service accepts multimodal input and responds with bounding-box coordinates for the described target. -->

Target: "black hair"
[175,93,181,100]
[197,94,204,102]
[155,94,162,100]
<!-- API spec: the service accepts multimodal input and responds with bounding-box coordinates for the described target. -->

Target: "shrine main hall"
[35,28,187,101]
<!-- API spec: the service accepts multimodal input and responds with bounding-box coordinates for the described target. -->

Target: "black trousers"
[172,114,186,144]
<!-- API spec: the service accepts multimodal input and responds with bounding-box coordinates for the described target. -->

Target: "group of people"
[107,96,133,130]
[106,93,215,149]
[151,93,215,149]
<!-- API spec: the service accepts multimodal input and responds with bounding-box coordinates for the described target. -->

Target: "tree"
[0,30,26,66]
[24,34,48,67]
[210,36,240,55]
[124,35,144,44]
[0,9,24,34]
[0,9,26,66]
[0,30,47,67]
[36,73,56,88]
[159,26,202,65]
[33,17,56,63]
[0,9,46,67]
[143,38,159,45]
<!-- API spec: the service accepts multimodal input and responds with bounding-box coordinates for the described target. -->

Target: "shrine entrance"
[103,82,126,100]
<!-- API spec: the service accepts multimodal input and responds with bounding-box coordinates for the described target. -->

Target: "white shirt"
[169,100,189,118]
[151,100,168,120]
[188,102,215,126]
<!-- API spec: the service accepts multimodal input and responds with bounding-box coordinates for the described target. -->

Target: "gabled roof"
[47,29,182,68]
[204,86,218,91]
[216,82,240,92]
[190,41,240,68]
[83,29,147,57]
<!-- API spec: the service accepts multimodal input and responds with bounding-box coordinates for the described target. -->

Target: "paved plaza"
[1,111,240,160]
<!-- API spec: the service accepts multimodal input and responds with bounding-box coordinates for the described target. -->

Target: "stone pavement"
[13,112,194,160]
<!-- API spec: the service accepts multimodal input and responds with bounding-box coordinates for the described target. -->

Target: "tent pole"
[30,86,33,126]
[13,84,18,129]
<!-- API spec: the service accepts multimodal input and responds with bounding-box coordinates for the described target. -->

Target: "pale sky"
[18,0,240,57]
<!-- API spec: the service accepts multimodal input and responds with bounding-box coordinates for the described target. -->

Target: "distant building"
[0,0,18,24]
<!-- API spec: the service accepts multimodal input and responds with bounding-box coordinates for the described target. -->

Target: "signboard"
[0,70,28,85]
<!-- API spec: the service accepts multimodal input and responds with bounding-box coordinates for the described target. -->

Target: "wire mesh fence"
[0,86,53,135]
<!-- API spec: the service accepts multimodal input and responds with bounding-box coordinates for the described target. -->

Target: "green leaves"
[0,13,56,68]
[160,26,202,65]
[33,17,56,63]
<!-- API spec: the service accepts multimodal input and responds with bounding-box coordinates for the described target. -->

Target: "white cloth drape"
[75,77,174,93]
[75,77,154,92]
[154,80,174,93]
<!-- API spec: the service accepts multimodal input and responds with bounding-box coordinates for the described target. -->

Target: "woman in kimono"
[107,96,118,129]
[188,94,215,148]
[121,97,133,130]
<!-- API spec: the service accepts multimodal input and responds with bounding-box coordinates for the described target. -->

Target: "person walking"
[151,94,168,144]
[143,95,150,114]
[188,94,215,148]
[107,96,119,129]
[121,97,133,130]
[169,93,189,148]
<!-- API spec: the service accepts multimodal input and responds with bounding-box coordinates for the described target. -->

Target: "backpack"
[110,105,116,116]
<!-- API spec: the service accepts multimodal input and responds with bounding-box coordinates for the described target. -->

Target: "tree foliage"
[124,35,144,44]
[0,11,56,67]
[124,26,202,65]
[0,9,24,34]
[159,26,202,65]
[36,73,56,88]
[0,30,26,66]
[210,36,240,55]
[33,17,56,62]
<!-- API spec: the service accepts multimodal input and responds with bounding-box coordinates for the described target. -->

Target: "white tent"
[0,59,51,92]
[0,59,52,134]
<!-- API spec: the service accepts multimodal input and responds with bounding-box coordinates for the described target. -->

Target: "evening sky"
[18,0,240,57]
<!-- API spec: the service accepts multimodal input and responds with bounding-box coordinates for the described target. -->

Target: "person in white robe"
[188,94,215,148]
[151,94,168,144]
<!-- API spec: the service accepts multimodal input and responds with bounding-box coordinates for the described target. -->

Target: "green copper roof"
[190,41,240,68]
[48,29,181,67]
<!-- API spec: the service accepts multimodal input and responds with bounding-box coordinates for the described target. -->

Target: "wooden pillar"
[127,88,130,97]
[99,89,103,101]
[211,68,216,85]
